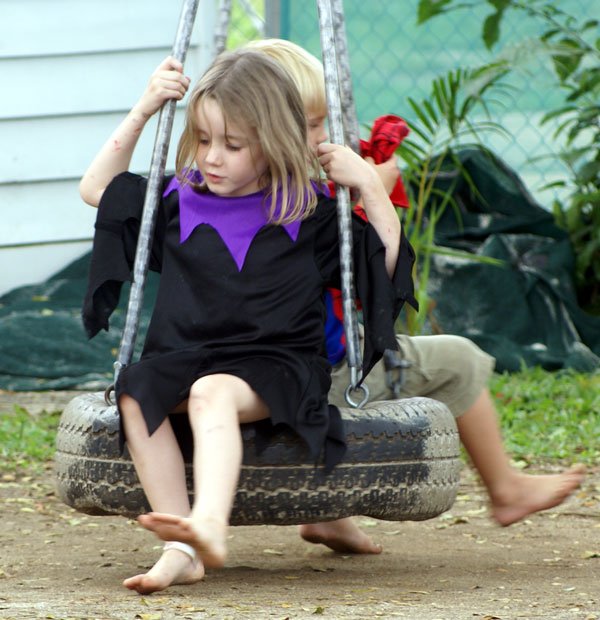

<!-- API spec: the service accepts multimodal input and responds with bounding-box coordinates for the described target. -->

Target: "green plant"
[490,367,600,464]
[0,405,61,473]
[539,11,600,313]
[418,0,600,314]
[396,66,508,334]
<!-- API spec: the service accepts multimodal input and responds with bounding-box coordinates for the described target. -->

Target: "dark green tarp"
[0,257,159,391]
[0,147,598,390]
[421,148,600,372]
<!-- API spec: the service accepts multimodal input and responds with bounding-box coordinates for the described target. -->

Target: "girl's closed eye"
[226,143,242,152]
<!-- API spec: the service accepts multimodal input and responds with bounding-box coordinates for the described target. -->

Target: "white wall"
[0,0,218,296]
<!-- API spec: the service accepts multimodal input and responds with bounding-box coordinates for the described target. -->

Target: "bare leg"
[457,388,585,526]
[118,395,204,593]
[138,374,269,568]
[299,518,382,554]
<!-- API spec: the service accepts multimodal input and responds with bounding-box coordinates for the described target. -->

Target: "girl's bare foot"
[138,512,227,568]
[299,517,382,554]
[123,543,204,594]
[491,465,585,526]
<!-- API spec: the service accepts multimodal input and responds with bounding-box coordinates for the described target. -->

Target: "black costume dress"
[83,172,417,470]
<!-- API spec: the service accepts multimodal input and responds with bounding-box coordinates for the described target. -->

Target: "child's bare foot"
[491,465,585,526]
[299,517,382,554]
[138,512,227,568]
[123,543,204,594]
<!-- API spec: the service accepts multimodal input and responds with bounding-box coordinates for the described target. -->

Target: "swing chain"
[383,349,411,399]
[108,0,199,397]
[344,365,370,408]
[104,380,116,406]
[317,0,367,407]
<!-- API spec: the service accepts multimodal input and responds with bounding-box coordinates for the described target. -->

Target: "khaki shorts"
[329,334,495,418]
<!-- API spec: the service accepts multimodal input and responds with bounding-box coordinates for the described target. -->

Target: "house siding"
[1,0,218,295]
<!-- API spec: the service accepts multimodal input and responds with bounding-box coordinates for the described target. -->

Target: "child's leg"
[456,388,585,526]
[120,394,190,513]
[118,394,204,593]
[138,374,269,568]
[394,335,584,524]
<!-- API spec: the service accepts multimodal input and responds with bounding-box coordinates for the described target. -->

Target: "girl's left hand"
[317,143,378,190]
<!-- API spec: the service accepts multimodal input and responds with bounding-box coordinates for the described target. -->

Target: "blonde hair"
[245,39,327,118]
[176,49,318,223]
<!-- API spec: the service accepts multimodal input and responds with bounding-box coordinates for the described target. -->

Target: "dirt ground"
[0,391,599,620]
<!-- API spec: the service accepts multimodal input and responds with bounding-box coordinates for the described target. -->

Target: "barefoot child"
[80,49,416,592]
[245,38,585,554]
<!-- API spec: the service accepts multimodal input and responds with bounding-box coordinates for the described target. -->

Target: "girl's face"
[307,113,328,153]
[195,98,268,197]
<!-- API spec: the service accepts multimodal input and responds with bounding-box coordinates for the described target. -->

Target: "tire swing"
[54,0,461,526]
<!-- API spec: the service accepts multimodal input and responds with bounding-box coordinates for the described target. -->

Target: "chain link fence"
[225,0,592,209]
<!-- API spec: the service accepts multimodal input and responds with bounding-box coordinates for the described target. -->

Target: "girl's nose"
[204,144,222,165]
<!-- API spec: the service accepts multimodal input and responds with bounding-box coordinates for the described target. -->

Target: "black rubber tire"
[54,392,461,525]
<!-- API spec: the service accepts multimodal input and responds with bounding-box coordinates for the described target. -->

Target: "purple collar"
[163,172,302,271]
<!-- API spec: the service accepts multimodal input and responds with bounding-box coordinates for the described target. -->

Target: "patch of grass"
[490,368,600,465]
[0,405,61,473]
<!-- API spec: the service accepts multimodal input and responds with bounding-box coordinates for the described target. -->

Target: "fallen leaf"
[583,550,600,559]
[452,516,469,524]
[510,459,529,469]
[466,507,487,516]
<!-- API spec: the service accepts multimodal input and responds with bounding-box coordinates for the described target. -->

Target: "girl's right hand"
[79,56,191,207]
[135,56,191,118]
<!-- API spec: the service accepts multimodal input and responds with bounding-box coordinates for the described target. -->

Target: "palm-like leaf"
[394,62,512,334]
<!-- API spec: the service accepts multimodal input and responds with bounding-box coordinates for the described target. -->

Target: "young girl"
[80,49,416,593]
[245,38,585,554]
